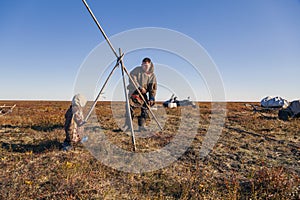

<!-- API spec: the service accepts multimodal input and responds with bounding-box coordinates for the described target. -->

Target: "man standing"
[125,57,157,131]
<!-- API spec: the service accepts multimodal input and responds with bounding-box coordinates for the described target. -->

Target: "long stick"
[84,55,123,122]
[82,0,118,57]
[119,48,136,151]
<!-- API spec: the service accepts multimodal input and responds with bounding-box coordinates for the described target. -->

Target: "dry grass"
[0,101,299,199]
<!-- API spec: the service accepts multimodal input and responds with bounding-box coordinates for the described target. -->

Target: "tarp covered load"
[163,94,196,108]
[287,100,300,117]
[278,100,300,121]
[260,96,289,108]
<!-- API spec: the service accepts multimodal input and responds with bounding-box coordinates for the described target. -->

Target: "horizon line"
[0,99,259,103]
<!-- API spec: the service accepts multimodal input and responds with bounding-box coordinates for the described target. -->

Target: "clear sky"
[0,0,300,101]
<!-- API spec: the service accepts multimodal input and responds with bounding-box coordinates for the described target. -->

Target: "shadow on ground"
[1,124,63,132]
[1,139,62,153]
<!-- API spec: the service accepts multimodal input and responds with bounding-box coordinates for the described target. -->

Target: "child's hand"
[79,121,86,127]
[72,133,81,143]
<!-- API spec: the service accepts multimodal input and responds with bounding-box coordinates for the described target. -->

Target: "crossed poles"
[81,0,162,151]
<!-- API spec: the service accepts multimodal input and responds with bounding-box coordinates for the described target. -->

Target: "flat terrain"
[0,101,299,199]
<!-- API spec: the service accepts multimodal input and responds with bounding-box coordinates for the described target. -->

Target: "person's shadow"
[2,124,63,132]
[1,139,62,153]
[1,124,63,153]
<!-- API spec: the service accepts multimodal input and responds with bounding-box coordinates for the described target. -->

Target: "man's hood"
[149,62,154,73]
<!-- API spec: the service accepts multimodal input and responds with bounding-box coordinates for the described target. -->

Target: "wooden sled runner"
[0,104,16,116]
[244,103,282,117]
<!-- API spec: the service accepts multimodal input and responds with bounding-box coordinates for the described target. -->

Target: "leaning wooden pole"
[84,54,123,122]
[119,48,136,151]
[82,0,118,57]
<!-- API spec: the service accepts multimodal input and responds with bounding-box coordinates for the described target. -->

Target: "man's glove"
[149,97,155,106]
[148,100,154,106]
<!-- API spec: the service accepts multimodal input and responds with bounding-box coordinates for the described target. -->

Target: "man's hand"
[140,87,147,94]
[148,100,155,106]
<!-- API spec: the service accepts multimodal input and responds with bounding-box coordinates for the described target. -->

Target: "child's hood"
[72,94,87,107]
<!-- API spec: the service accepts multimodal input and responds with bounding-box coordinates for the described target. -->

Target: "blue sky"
[0,0,300,101]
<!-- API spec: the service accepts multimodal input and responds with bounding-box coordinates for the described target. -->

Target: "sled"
[244,103,282,117]
[0,104,16,116]
[163,94,196,108]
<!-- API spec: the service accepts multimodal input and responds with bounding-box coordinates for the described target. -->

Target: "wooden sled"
[0,104,16,116]
[244,103,282,117]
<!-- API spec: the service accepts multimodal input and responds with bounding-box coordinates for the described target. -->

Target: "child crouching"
[62,94,87,151]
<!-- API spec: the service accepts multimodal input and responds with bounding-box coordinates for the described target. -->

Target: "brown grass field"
[0,101,299,199]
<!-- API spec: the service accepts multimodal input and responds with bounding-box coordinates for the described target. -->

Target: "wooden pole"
[119,48,136,151]
[84,55,123,122]
[82,0,118,57]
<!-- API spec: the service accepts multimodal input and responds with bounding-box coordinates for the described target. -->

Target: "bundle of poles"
[81,0,162,151]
